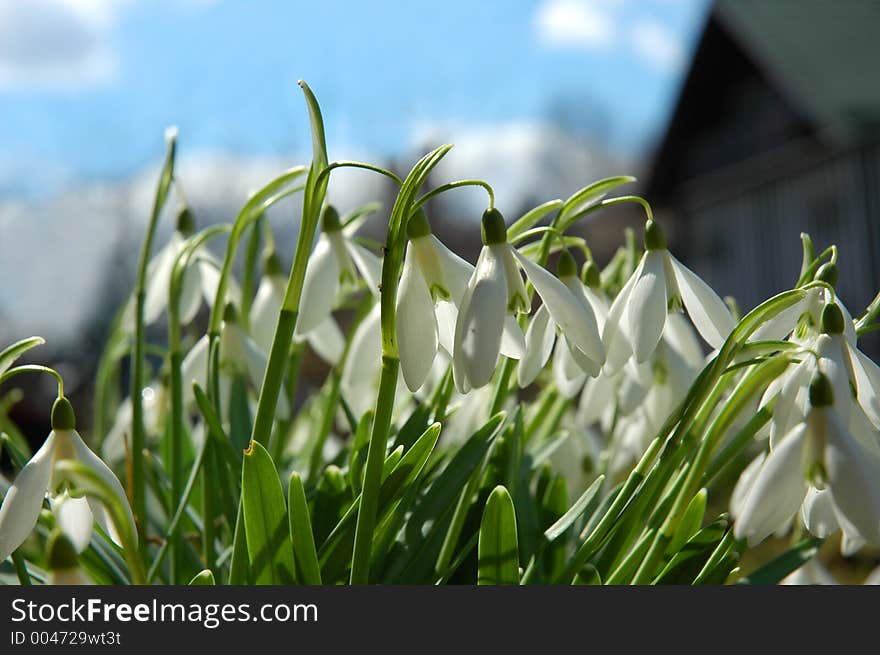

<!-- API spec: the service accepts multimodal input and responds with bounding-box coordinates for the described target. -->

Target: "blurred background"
[1,0,878,444]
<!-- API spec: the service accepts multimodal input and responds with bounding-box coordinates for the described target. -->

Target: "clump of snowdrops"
[2,82,880,586]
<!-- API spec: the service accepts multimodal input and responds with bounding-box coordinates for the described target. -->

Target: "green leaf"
[540,475,568,580]
[349,410,373,494]
[654,517,729,585]
[544,475,604,543]
[298,80,328,171]
[478,486,519,585]
[736,537,824,585]
[667,488,707,555]
[227,374,253,453]
[188,570,215,585]
[557,175,637,228]
[507,199,563,241]
[241,440,296,584]
[288,471,322,585]
[0,337,45,376]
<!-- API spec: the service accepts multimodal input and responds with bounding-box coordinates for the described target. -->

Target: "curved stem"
[317,160,403,187]
[412,179,495,212]
[0,364,64,397]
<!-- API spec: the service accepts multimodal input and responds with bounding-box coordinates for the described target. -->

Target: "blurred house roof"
[646,0,880,201]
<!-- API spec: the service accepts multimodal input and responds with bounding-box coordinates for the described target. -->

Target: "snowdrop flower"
[0,397,136,562]
[182,303,289,419]
[251,252,344,365]
[102,381,167,464]
[296,205,382,336]
[126,207,235,330]
[396,211,475,392]
[454,208,603,393]
[519,254,605,393]
[602,219,735,374]
[732,372,880,548]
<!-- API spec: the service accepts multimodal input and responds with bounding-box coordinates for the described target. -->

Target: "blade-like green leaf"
[188,570,216,585]
[545,475,605,543]
[557,175,637,228]
[288,471,322,585]
[667,488,707,555]
[736,537,824,585]
[241,440,295,584]
[478,486,519,585]
[0,336,45,376]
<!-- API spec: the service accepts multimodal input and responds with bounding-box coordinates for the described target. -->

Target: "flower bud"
[815,262,838,286]
[406,209,432,239]
[176,206,196,236]
[556,250,577,279]
[643,219,666,251]
[222,301,238,324]
[46,529,78,572]
[581,261,601,289]
[51,396,76,431]
[820,303,845,335]
[321,205,342,232]
[809,372,834,408]
[480,208,507,245]
[264,251,283,276]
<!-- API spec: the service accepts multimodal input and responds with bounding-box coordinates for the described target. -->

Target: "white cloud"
[410,119,619,221]
[630,19,685,74]
[0,0,124,90]
[534,0,617,50]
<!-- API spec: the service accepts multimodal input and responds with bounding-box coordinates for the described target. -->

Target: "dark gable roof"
[646,0,880,200]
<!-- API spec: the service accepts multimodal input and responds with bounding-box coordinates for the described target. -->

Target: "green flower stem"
[350,145,454,584]
[268,342,305,464]
[857,288,880,332]
[412,179,495,212]
[631,354,792,584]
[168,224,229,583]
[239,213,265,332]
[11,551,31,585]
[0,365,64,397]
[701,400,775,487]
[130,131,177,538]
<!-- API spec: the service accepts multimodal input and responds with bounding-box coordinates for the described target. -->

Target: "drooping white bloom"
[395,212,475,392]
[0,398,136,561]
[296,205,382,336]
[102,382,166,464]
[181,304,289,419]
[125,208,238,330]
[732,372,880,548]
[453,208,604,393]
[518,254,606,393]
[250,253,344,366]
[602,219,735,374]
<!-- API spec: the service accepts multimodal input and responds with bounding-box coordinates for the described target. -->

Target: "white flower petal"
[577,372,615,425]
[249,274,285,353]
[198,259,239,309]
[342,304,382,418]
[305,316,345,366]
[730,451,766,519]
[396,249,439,392]
[552,338,587,398]
[297,235,340,334]
[825,410,880,546]
[435,300,458,357]
[801,486,839,539]
[0,433,56,561]
[431,235,474,304]
[142,234,183,326]
[51,492,94,553]
[627,251,667,363]
[453,246,507,390]
[499,245,528,312]
[669,253,735,350]
[67,430,137,546]
[602,256,641,375]
[512,249,604,365]
[499,316,525,360]
[750,295,808,342]
[734,424,808,546]
[517,305,555,387]
[181,335,210,407]
[851,348,880,430]
[179,261,204,325]
[346,241,383,297]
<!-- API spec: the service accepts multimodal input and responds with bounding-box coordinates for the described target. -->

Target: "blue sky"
[0,0,709,195]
